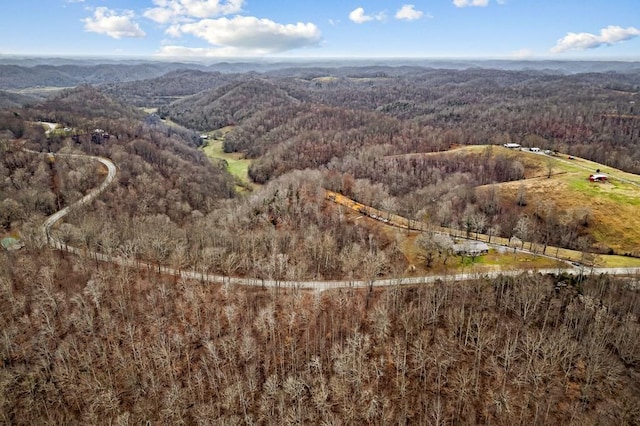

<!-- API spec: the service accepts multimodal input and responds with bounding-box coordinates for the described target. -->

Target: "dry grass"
[329,141,640,268]
[461,146,640,255]
[329,191,568,274]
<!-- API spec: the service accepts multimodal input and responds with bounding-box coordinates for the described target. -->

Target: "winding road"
[41,153,116,242]
[35,150,640,291]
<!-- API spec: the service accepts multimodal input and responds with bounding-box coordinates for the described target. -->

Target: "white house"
[453,241,489,256]
[589,173,608,182]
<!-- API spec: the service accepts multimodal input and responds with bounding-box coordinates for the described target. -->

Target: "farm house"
[453,241,489,256]
[588,173,608,182]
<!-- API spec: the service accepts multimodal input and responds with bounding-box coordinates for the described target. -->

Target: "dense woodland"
[1,249,639,424]
[157,68,640,173]
[1,61,640,423]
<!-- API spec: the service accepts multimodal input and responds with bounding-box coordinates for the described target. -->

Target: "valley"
[1,59,640,425]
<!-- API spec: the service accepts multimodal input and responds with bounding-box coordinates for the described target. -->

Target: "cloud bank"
[453,0,489,8]
[167,16,321,55]
[83,7,146,39]
[144,0,244,23]
[551,25,640,53]
[511,48,534,59]
[143,0,322,56]
[349,7,386,24]
[395,5,424,21]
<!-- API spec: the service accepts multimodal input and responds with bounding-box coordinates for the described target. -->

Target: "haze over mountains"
[1,57,640,90]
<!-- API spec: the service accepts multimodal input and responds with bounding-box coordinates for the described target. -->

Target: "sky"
[0,0,639,60]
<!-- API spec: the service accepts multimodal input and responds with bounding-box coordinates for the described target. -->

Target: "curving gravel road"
[33,149,640,291]
[42,153,116,242]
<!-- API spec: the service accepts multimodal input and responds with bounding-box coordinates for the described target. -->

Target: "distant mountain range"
[0,57,639,91]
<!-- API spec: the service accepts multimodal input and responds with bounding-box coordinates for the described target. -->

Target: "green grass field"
[201,136,254,191]
[392,146,640,261]
[470,146,640,256]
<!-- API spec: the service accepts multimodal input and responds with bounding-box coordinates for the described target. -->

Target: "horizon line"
[1,53,640,63]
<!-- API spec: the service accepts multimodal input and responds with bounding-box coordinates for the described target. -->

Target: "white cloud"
[511,48,534,59]
[165,24,183,37]
[83,7,146,39]
[145,1,321,56]
[396,5,423,21]
[349,8,372,24]
[348,7,385,24]
[144,0,244,24]
[551,25,640,53]
[144,7,178,24]
[157,45,268,57]
[171,16,321,54]
[453,0,489,7]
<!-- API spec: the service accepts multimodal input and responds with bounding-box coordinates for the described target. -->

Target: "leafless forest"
[1,61,640,423]
[1,249,639,424]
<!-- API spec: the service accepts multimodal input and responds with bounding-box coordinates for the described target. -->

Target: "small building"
[503,143,521,149]
[453,241,489,256]
[589,173,608,182]
[1,237,23,251]
[91,129,110,144]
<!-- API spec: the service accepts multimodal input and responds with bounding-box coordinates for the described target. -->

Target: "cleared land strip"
[325,190,639,267]
[32,150,640,291]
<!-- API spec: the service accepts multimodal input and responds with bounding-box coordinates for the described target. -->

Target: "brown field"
[396,145,640,255]
[473,147,640,255]
[330,191,568,275]
[331,144,640,268]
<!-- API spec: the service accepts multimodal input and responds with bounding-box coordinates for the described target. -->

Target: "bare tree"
[516,182,527,206]
[514,216,532,250]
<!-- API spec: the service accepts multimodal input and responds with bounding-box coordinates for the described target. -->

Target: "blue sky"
[1,0,639,59]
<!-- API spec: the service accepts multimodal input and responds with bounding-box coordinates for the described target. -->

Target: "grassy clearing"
[387,146,635,251]
[203,140,250,178]
[334,198,565,276]
[463,146,640,255]
[331,141,640,268]
[477,249,565,270]
[201,131,254,192]
[12,86,70,95]
[598,255,640,268]
[568,178,640,206]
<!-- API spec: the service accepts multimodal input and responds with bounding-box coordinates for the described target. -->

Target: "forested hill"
[0,90,39,109]
[0,62,204,90]
[101,69,236,107]
[157,78,301,130]
[148,65,640,255]
[1,59,640,424]
[31,85,145,124]
[0,86,236,232]
[1,58,638,90]
[155,67,640,173]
